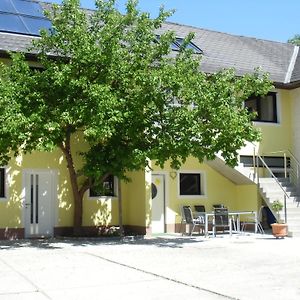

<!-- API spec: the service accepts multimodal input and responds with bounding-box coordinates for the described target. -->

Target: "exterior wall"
[152,157,259,232]
[239,89,292,156]
[0,132,150,238]
[122,169,151,235]
[235,185,260,219]
[290,87,300,161]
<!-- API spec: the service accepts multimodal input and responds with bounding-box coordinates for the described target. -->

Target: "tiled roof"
[0,1,300,86]
[0,32,36,54]
[157,22,297,84]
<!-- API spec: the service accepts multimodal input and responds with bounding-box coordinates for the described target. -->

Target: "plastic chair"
[194,205,206,212]
[180,206,205,236]
[213,207,232,236]
[241,206,265,234]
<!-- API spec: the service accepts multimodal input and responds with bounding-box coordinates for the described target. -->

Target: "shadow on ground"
[0,234,209,250]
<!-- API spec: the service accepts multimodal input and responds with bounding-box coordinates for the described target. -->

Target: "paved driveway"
[0,234,300,300]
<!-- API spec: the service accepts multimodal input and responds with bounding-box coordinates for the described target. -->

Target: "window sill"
[178,195,207,199]
[253,121,280,126]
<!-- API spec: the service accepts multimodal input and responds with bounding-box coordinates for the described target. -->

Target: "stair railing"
[264,150,300,194]
[254,153,289,223]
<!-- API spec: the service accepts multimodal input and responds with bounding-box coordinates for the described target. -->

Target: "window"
[245,92,277,123]
[155,35,203,54]
[0,168,5,198]
[179,173,203,196]
[175,37,203,54]
[89,175,117,197]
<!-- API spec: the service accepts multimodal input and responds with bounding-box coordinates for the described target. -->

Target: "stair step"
[288,230,300,237]
[277,178,291,183]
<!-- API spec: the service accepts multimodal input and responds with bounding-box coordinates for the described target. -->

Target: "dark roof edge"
[275,81,300,90]
[0,49,39,61]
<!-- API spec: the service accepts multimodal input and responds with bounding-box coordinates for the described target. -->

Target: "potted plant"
[271,200,288,238]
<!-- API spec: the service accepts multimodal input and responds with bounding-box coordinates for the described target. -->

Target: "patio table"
[193,211,257,237]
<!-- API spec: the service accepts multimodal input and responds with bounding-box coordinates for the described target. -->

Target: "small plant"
[271,200,284,223]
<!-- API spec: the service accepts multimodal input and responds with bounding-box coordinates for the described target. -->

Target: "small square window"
[0,168,5,198]
[245,92,277,123]
[89,175,117,197]
[179,173,202,196]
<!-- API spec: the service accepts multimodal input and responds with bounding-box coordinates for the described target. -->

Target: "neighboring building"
[1,0,300,239]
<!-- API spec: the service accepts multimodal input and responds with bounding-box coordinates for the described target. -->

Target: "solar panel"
[0,0,51,36]
[22,16,52,35]
[12,0,44,18]
[0,0,16,14]
[0,13,29,34]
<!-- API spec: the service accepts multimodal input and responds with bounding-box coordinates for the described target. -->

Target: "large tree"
[288,34,300,46]
[0,0,272,235]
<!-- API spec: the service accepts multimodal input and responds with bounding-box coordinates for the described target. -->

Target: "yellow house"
[1,1,300,239]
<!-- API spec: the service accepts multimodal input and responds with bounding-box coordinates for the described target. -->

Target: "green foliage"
[271,200,284,223]
[288,34,300,46]
[0,0,273,184]
[271,200,284,213]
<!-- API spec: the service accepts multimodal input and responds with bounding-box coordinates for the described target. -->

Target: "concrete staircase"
[207,154,300,237]
[258,177,300,237]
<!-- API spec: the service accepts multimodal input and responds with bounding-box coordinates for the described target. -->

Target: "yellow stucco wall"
[257,90,291,154]
[122,170,151,228]
[152,157,259,227]
[289,87,300,159]
[0,149,73,229]
[239,89,292,156]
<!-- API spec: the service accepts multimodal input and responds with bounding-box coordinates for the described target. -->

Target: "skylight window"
[0,0,51,36]
[175,37,203,54]
[155,34,203,54]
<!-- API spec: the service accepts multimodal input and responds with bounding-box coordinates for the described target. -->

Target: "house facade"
[1,1,300,239]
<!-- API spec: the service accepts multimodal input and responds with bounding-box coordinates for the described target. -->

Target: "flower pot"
[271,223,288,238]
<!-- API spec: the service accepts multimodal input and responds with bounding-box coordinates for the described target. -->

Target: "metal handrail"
[262,149,300,192]
[255,154,289,223]
[266,149,300,166]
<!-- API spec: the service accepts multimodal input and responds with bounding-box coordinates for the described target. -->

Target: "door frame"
[22,169,58,238]
[151,172,169,233]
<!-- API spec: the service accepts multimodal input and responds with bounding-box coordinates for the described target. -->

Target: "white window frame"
[177,170,207,199]
[88,176,119,201]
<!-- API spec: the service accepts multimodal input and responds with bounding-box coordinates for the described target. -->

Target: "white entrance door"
[24,170,54,238]
[151,174,165,233]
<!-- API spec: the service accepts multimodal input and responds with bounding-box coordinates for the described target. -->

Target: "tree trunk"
[60,133,83,236]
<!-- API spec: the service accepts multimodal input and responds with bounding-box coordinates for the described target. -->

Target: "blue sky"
[44,0,299,43]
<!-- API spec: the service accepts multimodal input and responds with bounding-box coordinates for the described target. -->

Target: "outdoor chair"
[241,206,265,234]
[180,206,205,236]
[213,204,225,208]
[213,207,232,236]
[194,205,206,223]
[194,205,206,212]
